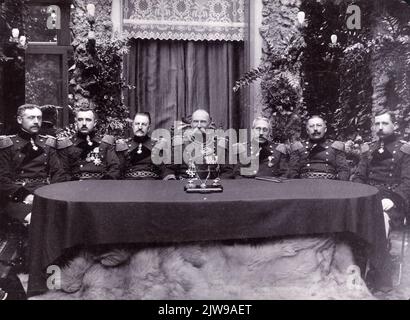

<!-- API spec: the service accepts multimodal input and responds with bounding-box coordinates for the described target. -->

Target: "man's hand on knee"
[23,213,31,226]
[23,194,34,205]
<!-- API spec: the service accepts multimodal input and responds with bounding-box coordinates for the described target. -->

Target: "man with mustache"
[169,109,234,180]
[234,116,289,178]
[0,104,67,225]
[288,115,349,180]
[116,112,171,180]
[352,110,410,237]
[57,107,120,180]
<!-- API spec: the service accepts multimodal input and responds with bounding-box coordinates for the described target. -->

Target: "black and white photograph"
[0,0,410,304]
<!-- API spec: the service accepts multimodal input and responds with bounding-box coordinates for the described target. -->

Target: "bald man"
[168,109,234,180]
[234,117,289,178]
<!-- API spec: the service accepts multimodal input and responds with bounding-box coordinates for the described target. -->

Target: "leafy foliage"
[235,0,410,144]
[69,0,131,136]
[234,1,306,142]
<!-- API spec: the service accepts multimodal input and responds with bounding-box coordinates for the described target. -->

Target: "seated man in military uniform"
[234,116,289,178]
[116,112,171,180]
[168,109,234,180]
[352,110,410,237]
[288,115,349,180]
[57,107,120,180]
[0,104,67,224]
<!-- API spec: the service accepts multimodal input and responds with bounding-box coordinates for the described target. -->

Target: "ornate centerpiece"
[184,148,223,193]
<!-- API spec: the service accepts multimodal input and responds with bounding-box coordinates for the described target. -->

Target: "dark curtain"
[125,39,246,131]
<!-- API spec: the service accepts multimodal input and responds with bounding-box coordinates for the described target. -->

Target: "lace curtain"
[122,0,246,41]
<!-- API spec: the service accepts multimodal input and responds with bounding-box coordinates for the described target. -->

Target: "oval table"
[27,179,387,298]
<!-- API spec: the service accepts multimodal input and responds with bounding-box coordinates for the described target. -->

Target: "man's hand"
[24,212,32,226]
[23,194,34,205]
[381,198,395,211]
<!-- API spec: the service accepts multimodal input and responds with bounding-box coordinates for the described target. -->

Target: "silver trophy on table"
[184,155,223,193]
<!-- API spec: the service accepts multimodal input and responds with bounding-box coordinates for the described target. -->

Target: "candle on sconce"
[11,28,19,39]
[297,11,305,25]
[331,34,338,44]
[87,4,96,17]
[19,35,27,46]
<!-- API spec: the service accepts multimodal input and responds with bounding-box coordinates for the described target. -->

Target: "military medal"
[30,138,38,151]
[378,142,385,154]
[137,143,142,154]
[86,135,93,146]
[86,147,102,166]
[268,156,274,167]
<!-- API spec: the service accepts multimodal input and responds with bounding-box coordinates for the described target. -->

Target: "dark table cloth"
[27,179,386,296]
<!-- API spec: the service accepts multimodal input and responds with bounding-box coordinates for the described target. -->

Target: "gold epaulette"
[232,142,247,154]
[152,137,168,150]
[173,135,184,147]
[101,134,115,145]
[275,143,287,154]
[42,135,57,148]
[0,135,13,149]
[217,137,229,149]
[290,141,304,152]
[400,142,410,155]
[115,138,129,152]
[56,137,73,149]
[331,140,345,152]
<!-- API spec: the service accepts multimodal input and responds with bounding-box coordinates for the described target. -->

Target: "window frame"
[25,0,72,127]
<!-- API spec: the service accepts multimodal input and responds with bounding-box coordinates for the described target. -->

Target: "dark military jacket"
[116,136,171,180]
[234,140,289,178]
[57,132,120,180]
[352,134,410,210]
[170,131,234,180]
[288,138,349,180]
[0,130,67,203]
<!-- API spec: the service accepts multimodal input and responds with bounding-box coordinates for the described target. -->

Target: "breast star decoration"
[85,147,102,166]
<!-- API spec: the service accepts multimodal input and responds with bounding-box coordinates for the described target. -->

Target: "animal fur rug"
[31,236,374,300]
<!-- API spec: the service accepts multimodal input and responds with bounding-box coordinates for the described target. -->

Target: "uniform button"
[18,155,21,158]
[326,159,329,161]
[305,151,308,154]
[21,170,24,174]
[307,164,311,167]
[16,140,19,143]
[40,139,43,142]
[393,151,397,154]
[128,144,132,147]
[80,165,84,168]
[389,173,393,177]
[326,152,329,155]
[325,146,329,149]
[392,159,395,162]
